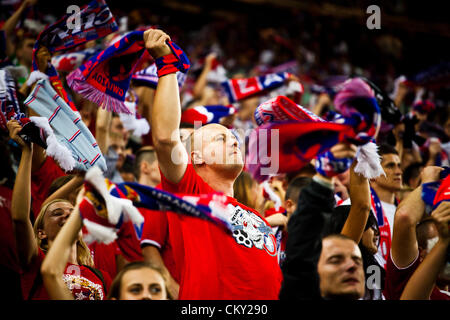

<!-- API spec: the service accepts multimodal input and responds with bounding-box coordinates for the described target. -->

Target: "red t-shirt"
[140,207,183,284]
[21,249,111,300]
[0,185,21,274]
[115,219,144,262]
[88,241,122,281]
[160,164,282,300]
[31,157,65,220]
[384,253,450,300]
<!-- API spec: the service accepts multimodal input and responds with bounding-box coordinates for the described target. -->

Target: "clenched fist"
[143,29,172,59]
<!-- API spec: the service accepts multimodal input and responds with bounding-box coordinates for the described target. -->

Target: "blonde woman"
[8,120,110,300]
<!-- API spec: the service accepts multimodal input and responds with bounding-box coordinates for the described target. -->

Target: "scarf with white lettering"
[78,167,232,244]
[68,31,190,113]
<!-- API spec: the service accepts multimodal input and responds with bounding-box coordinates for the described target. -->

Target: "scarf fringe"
[82,219,118,245]
[29,116,75,172]
[67,69,132,114]
[85,166,144,227]
[354,142,385,179]
[26,70,49,87]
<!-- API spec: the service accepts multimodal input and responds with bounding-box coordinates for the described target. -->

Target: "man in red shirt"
[143,29,282,299]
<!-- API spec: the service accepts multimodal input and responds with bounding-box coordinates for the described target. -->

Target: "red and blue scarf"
[247,78,381,181]
[132,62,187,89]
[221,72,290,103]
[113,182,233,235]
[68,31,190,113]
[32,0,117,57]
[78,167,232,244]
[180,105,236,125]
[30,0,118,113]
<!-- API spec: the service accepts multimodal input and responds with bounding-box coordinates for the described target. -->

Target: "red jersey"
[31,156,65,220]
[0,185,21,274]
[384,253,450,300]
[88,241,122,280]
[21,249,111,300]
[160,163,282,300]
[116,219,144,262]
[140,207,183,283]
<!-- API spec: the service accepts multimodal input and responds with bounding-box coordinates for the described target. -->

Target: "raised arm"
[7,120,38,267]
[95,107,112,155]
[40,191,85,300]
[192,52,216,100]
[1,0,36,57]
[392,166,443,268]
[42,173,84,207]
[341,160,371,243]
[144,29,188,183]
[400,201,450,300]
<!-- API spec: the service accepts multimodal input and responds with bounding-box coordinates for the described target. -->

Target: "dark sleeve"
[279,179,335,300]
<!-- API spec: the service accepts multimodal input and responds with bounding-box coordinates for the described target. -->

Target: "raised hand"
[143,29,172,59]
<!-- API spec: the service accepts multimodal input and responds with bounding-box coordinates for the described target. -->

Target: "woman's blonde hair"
[233,171,258,209]
[34,199,94,267]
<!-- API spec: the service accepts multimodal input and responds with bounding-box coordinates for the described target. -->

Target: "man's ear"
[140,160,149,175]
[191,151,204,165]
[284,199,295,216]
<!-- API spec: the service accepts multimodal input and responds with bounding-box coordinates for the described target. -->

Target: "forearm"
[391,186,425,267]
[396,185,425,224]
[192,65,211,100]
[341,167,371,243]
[43,175,84,206]
[1,2,27,35]
[41,209,82,300]
[95,108,111,154]
[400,239,450,300]
[11,147,38,266]
[151,74,181,144]
[265,213,287,227]
[151,73,187,183]
[12,148,32,222]
[341,205,370,243]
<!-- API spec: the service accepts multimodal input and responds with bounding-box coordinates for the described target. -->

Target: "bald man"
[144,29,281,300]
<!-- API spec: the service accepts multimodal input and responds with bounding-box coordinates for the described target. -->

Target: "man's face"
[111,116,130,142]
[192,124,244,172]
[17,38,35,66]
[317,237,365,300]
[110,137,126,169]
[373,153,402,192]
